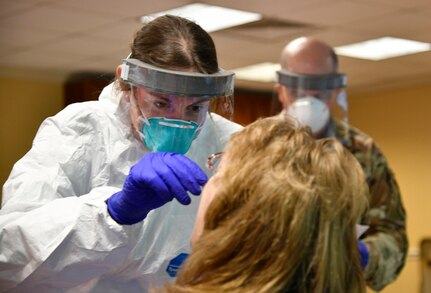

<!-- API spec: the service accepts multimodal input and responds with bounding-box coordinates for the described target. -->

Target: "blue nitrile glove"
[358,240,369,269]
[106,152,208,225]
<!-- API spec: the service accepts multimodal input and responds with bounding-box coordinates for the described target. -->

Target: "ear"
[276,84,290,109]
[115,65,132,102]
[115,65,122,79]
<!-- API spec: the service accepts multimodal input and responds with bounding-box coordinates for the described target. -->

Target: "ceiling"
[1,0,430,96]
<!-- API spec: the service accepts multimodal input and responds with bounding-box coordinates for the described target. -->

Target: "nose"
[164,104,186,120]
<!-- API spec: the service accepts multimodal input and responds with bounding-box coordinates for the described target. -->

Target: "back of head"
[280,36,338,74]
[131,14,218,74]
[168,117,367,293]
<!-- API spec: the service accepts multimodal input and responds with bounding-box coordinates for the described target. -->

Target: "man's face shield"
[277,70,348,133]
[121,58,235,154]
[277,69,346,97]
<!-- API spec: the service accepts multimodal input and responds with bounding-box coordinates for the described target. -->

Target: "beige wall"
[0,75,63,203]
[0,74,429,292]
[349,84,431,293]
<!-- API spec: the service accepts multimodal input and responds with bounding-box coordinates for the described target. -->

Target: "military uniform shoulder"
[333,119,375,153]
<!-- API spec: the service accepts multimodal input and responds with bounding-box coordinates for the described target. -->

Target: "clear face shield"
[277,70,348,134]
[121,58,235,154]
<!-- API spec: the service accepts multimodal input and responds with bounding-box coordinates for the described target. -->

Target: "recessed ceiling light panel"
[335,37,431,61]
[140,3,262,33]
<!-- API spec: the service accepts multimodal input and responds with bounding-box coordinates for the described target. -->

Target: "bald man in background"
[275,37,407,291]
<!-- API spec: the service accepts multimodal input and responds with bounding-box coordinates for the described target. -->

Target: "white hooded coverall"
[0,83,242,292]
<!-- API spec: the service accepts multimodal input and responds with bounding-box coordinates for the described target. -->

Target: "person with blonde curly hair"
[163,117,368,293]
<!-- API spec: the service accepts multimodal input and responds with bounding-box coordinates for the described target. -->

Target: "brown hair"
[164,117,368,293]
[118,15,219,91]
[132,14,218,73]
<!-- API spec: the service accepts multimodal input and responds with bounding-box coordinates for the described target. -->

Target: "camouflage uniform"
[277,112,408,291]
[331,118,407,291]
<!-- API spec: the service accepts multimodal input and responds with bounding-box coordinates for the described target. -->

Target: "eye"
[188,104,206,112]
[154,100,169,109]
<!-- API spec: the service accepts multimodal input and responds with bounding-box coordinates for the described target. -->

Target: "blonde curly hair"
[163,117,368,293]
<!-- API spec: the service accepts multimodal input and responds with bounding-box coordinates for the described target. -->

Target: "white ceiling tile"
[218,19,320,43]
[0,26,63,49]
[392,51,431,67]
[340,54,431,94]
[346,11,431,38]
[274,1,399,27]
[83,20,143,43]
[0,49,70,70]
[0,5,116,34]
[62,58,117,74]
[25,35,126,59]
[311,30,383,47]
[60,59,118,74]
[0,0,429,93]
[203,0,336,19]
[361,0,431,9]
[0,0,51,17]
[54,0,191,18]
[210,34,285,69]
[411,31,431,43]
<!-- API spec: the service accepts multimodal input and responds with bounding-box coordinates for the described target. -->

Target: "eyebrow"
[148,91,170,101]
[189,99,210,106]
[148,90,210,106]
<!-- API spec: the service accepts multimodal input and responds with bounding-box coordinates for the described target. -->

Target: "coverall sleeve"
[360,143,408,291]
[0,106,134,291]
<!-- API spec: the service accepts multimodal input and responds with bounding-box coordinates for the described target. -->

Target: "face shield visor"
[277,69,348,134]
[121,58,235,154]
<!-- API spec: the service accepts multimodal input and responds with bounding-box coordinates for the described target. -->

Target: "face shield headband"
[121,58,235,98]
[276,69,347,91]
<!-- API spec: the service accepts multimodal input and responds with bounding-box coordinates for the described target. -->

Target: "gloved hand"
[106,152,208,225]
[358,240,369,269]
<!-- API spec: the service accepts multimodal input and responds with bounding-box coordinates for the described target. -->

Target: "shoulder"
[333,119,375,153]
[209,113,243,132]
[56,101,115,125]
[37,101,117,139]
[332,120,390,172]
[52,82,121,130]
[207,113,243,144]
[28,100,130,159]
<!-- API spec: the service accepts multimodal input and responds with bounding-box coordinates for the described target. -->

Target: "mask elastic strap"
[130,85,151,127]
[128,85,152,146]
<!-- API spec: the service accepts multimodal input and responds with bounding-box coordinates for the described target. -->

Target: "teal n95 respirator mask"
[141,117,199,154]
[121,58,235,154]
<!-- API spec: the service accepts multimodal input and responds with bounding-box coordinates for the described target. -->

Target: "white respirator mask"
[277,69,348,132]
[287,96,330,134]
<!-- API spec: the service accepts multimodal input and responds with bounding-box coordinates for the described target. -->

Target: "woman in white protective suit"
[0,15,242,292]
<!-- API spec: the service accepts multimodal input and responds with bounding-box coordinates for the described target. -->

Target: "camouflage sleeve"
[359,142,408,291]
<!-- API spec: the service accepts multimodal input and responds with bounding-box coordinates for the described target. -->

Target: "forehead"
[287,41,335,74]
[135,86,210,104]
